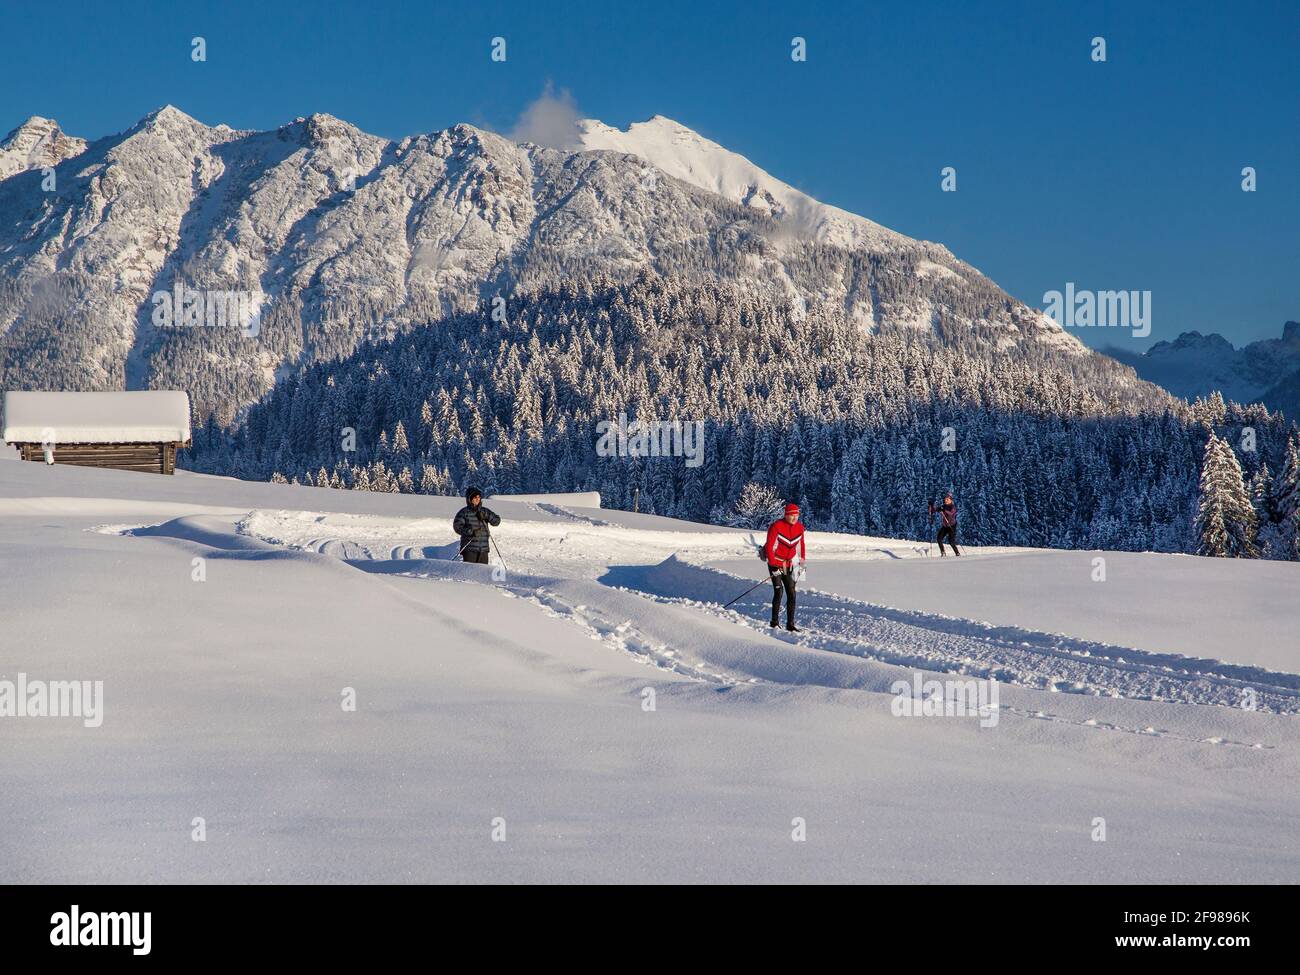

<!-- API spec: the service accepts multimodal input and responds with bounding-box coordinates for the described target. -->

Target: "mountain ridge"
[1104,321,1300,419]
[2,106,1100,423]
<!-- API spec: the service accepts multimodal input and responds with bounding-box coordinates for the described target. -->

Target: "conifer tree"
[1194,433,1257,557]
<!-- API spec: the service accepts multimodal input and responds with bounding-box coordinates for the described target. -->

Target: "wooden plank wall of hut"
[15,442,175,475]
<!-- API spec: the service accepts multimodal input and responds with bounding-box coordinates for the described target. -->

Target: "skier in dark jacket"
[453,486,500,564]
[764,502,806,631]
[933,492,960,556]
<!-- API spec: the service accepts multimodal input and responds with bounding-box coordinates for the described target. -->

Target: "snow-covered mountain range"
[0,106,1084,420]
[1106,322,1300,419]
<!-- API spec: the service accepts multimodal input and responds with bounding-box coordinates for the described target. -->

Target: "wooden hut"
[3,391,192,475]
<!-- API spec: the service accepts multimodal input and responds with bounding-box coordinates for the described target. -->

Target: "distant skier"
[453,486,500,564]
[764,502,806,631]
[932,492,961,557]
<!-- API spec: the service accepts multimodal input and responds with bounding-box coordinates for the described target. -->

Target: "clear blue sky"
[2,0,1296,349]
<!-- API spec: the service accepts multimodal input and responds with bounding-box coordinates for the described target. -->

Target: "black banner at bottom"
[0,884,1283,962]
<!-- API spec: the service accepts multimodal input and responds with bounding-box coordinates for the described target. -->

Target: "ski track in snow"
[463,571,1282,747]
[629,559,1300,714]
[518,588,748,686]
[656,590,1296,719]
[220,509,1300,726]
[365,565,1286,747]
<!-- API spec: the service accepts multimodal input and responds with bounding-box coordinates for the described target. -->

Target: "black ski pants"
[770,567,796,626]
[936,525,960,556]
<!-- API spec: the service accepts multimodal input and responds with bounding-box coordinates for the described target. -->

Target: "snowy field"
[1,448,1297,883]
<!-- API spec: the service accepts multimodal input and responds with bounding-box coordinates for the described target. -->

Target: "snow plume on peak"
[508,85,583,150]
[574,114,906,252]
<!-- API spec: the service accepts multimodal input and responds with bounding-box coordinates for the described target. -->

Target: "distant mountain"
[0,116,86,180]
[1105,322,1300,418]
[1262,362,1300,421]
[0,105,1097,422]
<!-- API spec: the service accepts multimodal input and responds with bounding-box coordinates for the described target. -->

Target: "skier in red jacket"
[764,503,806,631]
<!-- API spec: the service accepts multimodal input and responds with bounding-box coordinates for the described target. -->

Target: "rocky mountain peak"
[0,115,87,180]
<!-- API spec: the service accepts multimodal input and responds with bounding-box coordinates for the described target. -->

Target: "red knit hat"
[784,503,800,516]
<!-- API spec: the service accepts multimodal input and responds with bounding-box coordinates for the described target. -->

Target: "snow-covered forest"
[185,274,1300,557]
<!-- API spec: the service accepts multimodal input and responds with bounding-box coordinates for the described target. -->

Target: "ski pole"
[722,574,770,610]
[488,532,508,573]
[451,536,471,560]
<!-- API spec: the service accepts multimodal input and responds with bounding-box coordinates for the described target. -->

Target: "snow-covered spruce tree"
[391,421,412,468]
[1194,433,1258,558]
[1287,505,1300,561]
[418,464,440,494]
[1249,461,1273,519]
[1269,432,1300,559]
[1248,461,1283,557]
[1275,432,1300,507]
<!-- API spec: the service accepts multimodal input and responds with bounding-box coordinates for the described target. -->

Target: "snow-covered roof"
[487,491,602,509]
[3,391,191,444]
